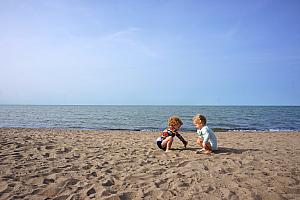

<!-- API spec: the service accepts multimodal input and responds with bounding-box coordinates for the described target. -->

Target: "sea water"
[0,105,299,132]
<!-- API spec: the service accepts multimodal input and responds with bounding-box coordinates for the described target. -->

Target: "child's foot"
[195,148,205,154]
[204,150,212,155]
[165,150,170,153]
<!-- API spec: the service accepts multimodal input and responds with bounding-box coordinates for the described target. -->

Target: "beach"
[0,128,299,200]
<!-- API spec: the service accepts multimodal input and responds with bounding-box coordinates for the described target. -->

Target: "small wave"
[231,129,258,132]
[268,129,297,132]
[108,128,142,131]
[212,128,230,132]
[141,129,160,132]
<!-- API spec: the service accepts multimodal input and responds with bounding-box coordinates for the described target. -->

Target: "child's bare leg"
[161,136,173,152]
[166,140,173,152]
[203,142,213,154]
[197,138,212,154]
[196,137,204,147]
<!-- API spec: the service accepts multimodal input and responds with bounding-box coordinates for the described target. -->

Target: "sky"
[0,0,300,105]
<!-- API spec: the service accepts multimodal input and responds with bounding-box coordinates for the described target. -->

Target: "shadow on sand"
[171,146,260,155]
[171,147,199,151]
[214,147,260,155]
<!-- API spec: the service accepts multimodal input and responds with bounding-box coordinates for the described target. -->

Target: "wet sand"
[0,128,299,200]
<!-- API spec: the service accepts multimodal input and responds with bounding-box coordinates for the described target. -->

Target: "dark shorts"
[157,140,166,151]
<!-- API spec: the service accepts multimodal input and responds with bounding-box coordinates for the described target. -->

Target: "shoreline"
[0,127,299,133]
[0,128,299,199]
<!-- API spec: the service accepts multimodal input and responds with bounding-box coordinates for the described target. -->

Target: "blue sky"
[0,0,299,105]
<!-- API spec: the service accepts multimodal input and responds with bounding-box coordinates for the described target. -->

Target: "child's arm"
[176,133,188,148]
[202,128,210,147]
[202,129,210,147]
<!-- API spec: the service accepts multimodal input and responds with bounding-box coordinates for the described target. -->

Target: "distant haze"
[1,1,300,105]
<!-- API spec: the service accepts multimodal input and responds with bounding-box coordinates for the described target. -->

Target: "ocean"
[0,105,300,132]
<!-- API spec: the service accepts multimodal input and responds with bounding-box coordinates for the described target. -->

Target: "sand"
[0,128,299,200]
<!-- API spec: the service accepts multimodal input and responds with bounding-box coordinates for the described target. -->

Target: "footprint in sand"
[176,160,190,167]
[56,147,72,154]
[220,188,239,200]
[103,191,141,200]
[43,178,55,184]
[86,187,96,197]
[39,178,79,198]
[39,184,62,197]
[102,178,115,186]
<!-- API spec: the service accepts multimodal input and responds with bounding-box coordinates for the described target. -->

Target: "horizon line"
[0,104,299,107]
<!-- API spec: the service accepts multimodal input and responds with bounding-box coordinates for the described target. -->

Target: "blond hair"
[193,114,207,125]
[168,116,183,127]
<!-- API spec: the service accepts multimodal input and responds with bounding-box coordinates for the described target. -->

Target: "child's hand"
[183,140,188,148]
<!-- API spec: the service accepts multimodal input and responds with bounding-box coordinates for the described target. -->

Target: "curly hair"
[168,116,183,127]
[193,114,207,125]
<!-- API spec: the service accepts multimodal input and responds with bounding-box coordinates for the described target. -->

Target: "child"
[156,116,188,152]
[193,114,217,154]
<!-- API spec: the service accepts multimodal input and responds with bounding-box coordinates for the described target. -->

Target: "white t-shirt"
[197,126,217,150]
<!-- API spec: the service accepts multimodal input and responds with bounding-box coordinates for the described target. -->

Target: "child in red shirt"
[156,116,188,152]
